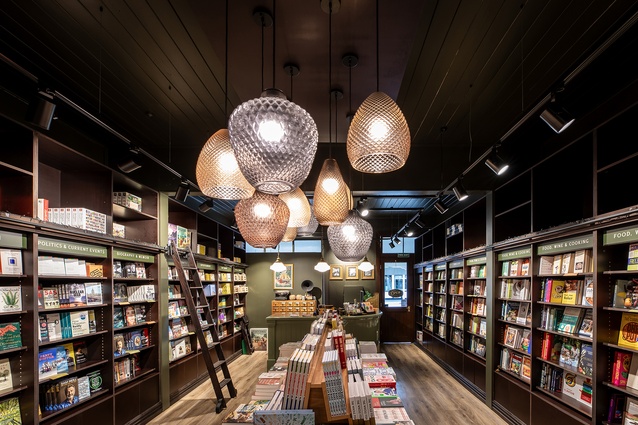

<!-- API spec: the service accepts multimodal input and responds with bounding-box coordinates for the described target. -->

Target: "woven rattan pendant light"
[279,187,311,228]
[346,0,410,173]
[228,6,318,195]
[281,226,298,242]
[195,1,254,200]
[314,5,349,226]
[234,191,289,248]
[328,210,373,262]
[297,205,319,237]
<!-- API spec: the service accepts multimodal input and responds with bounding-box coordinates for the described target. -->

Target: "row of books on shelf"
[500,279,531,301]
[168,300,188,319]
[500,347,531,381]
[40,369,103,413]
[539,306,592,337]
[607,394,638,425]
[113,261,148,279]
[501,258,530,277]
[40,283,103,309]
[39,310,97,342]
[168,223,191,250]
[114,304,148,328]
[114,329,150,355]
[449,282,463,295]
[38,340,89,379]
[450,328,463,346]
[168,317,190,340]
[169,336,193,362]
[614,279,638,310]
[503,325,531,354]
[540,333,593,376]
[539,364,592,406]
[113,191,142,212]
[538,250,593,275]
[540,278,593,306]
[114,353,142,385]
[448,268,463,279]
[470,298,486,316]
[468,264,487,278]
[469,316,487,336]
[38,256,103,277]
[501,300,530,326]
[450,312,463,329]
[468,335,486,358]
[37,203,107,234]
[470,281,486,296]
[113,283,155,303]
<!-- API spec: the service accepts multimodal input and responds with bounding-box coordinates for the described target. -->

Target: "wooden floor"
[148,344,508,425]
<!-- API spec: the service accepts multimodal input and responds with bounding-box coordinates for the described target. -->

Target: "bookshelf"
[433,263,447,343]
[447,259,465,352]
[415,266,423,344]
[465,255,487,372]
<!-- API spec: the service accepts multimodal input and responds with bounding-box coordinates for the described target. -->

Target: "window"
[246,239,321,253]
[384,261,408,307]
[381,237,415,254]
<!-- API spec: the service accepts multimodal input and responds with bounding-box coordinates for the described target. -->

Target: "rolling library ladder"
[169,243,237,413]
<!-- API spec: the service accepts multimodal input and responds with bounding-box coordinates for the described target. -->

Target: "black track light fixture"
[434,198,448,214]
[174,180,190,202]
[26,90,56,130]
[540,92,574,133]
[198,198,215,213]
[357,197,369,217]
[393,235,401,245]
[389,240,395,249]
[118,146,142,174]
[453,177,469,202]
[485,149,509,176]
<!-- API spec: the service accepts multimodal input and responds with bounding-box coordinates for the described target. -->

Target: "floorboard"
[148,344,508,424]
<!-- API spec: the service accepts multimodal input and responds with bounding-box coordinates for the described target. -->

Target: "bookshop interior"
[2,1,638,424]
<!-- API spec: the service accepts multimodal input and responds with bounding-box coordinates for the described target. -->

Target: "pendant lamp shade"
[328,210,373,262]
[358,256,374,272]
[347,91,411,173]
[282,226,298,242]
[234,191,289,248]
[297,206,319,237]
[279,188,311,228]
[314,159,350,226]
[195,129,254,200]
[228,89,318,194]
[270,254,287,272]
[314,258,330,273]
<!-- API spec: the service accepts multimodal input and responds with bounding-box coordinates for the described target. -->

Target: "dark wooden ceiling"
[1,0,638,235]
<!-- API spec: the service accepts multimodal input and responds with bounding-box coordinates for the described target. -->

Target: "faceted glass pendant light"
[327,210,373,262]
[347,91,411,173]
[279,188,311,228]
[234,191,290,248]
[297,206,319,237]
[314,159,350,226]
[282,226,298,242]
[196,129,254,200]
[228,89,318,194]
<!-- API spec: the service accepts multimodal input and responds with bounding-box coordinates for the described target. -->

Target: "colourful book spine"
[612,351,632,387]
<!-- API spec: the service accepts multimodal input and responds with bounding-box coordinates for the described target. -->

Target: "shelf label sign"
[466,256,487,265]
[604,225,638,245]
[388,289,403,298]
[218,265,232,272]
[498,247,531,261]
[537,234,593,255]
[424,265,433,272]
[196,262,215,270]
[0,230,26,249]
[38,237,107,258]
[435,263,446,271]
[113,249,154,263]
[449,260,464,268]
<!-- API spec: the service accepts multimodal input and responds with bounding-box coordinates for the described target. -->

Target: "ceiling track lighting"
[393,235,401,245]
[174,180,191,202]
[357,197,369,217]
[452,177,469,202]
[117,146,142,174]
[540,101,575,133]
[26,90,56,130]
[198,198,215,213]
[388,240,395,249]
[485,148,509,176]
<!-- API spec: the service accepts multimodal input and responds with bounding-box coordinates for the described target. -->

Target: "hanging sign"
[113,249,154,263]
[388,289,403,298]
[38,237,107,258]
[537,234,593,255]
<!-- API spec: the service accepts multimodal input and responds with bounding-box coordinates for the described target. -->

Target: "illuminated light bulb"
[253,203,272,218]
[369,119,389,141]
[258,120,285,142]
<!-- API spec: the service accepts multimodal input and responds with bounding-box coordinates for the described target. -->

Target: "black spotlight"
[26,91,56,130]
[434,198,448,214]
[540,102,575,133]
[174,180,190,202]
[198,198,214,213]
[485,152,509,175]
[393,235,401,245]
[117,147,142,174]
[389,240,396,249]
[453,180,469,201]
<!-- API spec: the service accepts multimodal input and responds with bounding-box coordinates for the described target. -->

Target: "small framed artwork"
[250,328,268,352]
[361,267,375,280]
[273,264,294,289]
[329,265,343,280]
[346,265,359,280]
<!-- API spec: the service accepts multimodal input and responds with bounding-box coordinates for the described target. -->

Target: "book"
[561,280,580,305]
[501,261,510,276]
[630,243,638,271]
[113,307,124,329]
[62,342,76,368]
[84,282,103,305]
[67,283,86,307]
[539,256,554,275]
[509,353,523,375]
[578,310,593,338]
[0,397,21,424]
[557,307,583,334]
[135,304,147,324]
[549,280,566,303]
[612,351,632,387]
[619,312,638,349]
[114,283,128,303]
[607,393,626,424]
[0,322,21,351]
[73,341,88,365]
[561,253,573,274]
[520,329,532,354]
[581,278,593,306]
[124,305,136,327]
[559,339,580,367]
[0,250,22,275]
[504,326,521,348]
[552,255,563,274]
[0,286,21,312]
[0,357,13,391]
[42,287,60,309]
[521,356,531,380]
[578,343,593,377]
[573,250,587,273]
[114,334,127,357]
[516,302,529,325]
[70,310,91,337]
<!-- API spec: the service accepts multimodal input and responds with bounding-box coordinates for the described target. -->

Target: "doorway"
[380,258,415,342]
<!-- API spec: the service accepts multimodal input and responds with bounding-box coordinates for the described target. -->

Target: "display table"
[265,312,382,369]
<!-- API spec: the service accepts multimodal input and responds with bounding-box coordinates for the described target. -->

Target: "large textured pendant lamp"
[279,187,311,228]
[281,226,298,242]
[234,191,289,248]
[314,5,349,226]
[346,0,410,173]
[195,0,254,200]
[297,205,319,237]
[228,7,318,195]
[328,210,373,262]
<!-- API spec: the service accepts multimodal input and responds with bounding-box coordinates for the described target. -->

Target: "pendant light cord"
[272,0,276,88]
[260,14,265,92]
[224,0,228,118]
[375,0,379,92]
[328,2,333,158]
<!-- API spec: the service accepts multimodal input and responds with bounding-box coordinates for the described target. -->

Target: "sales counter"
[265,312,382,369]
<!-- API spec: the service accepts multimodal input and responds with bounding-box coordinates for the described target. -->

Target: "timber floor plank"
[148,344,508,425]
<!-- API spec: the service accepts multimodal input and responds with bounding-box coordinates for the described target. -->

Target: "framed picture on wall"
[273,264,294,289]
[361,267,375,280]
[346,265,359,280]
[329,265,343,280]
